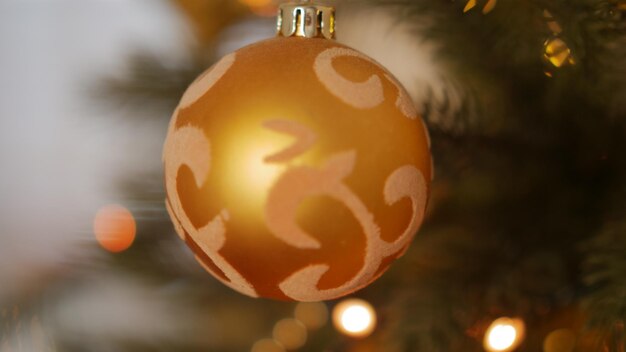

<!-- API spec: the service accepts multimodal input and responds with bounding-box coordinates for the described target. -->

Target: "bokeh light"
[93,204,136,253]
[543,38,575,68]
[543,10,563,34]
[238,0,275,17]
[463,0,497,14]
[488,325,516,350]
[239,0,271,7]
[294,302,328,330]
[332,299,377,338]
[484,317,525,352]
[251,338,285,352]
[272,318,307,350]
[543,328,576,352]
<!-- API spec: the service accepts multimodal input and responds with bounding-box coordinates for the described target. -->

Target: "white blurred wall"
[0,0,187,299]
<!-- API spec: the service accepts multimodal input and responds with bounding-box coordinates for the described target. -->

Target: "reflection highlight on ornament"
[93,204,136,253]
[332,299,376,338]
[242,144,283,191]
[484,317,525,352]
[250,302,327,352]
[222,128,290,211]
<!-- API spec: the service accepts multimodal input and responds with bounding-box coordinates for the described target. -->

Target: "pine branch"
[93,50,214,116]
[582,220,626,346]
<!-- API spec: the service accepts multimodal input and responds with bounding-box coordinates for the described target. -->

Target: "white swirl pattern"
[271,47,429,301]
[314,48,384,109]
[263,120,318,164]
[276,161,427,301]
[383,73,418,120]
[265,151,365,250]
[164,124,257,297]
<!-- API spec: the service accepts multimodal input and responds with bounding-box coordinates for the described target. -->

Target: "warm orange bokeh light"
[272,318,307,350]
[294,302,328,330]
[239,0,271,8]
[238,0,276,16]
[94,204,136,253]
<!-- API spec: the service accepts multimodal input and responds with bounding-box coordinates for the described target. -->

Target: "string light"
[272,318,307,350]
[239,0,271,7]
[332,299,377,338]
[543,329,576,352]
[250,338,285,352]
[250,302,327,352]
[238,0,276,16]
[543,38,575,68]
[484,317,525,352]
[93,204,136,253]
[294,302,328,330]
[464,0,497,14]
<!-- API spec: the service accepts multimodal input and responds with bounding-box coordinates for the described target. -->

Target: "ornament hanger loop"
[276,1,335,39]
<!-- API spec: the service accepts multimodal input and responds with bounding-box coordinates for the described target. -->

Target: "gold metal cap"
[276,1,335,39]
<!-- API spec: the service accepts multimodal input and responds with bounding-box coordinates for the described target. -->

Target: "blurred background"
[1,0,625,351]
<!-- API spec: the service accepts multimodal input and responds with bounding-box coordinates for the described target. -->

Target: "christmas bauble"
[163,3,432,301]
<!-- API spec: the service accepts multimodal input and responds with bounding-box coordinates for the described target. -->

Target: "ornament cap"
[276,1,335,39]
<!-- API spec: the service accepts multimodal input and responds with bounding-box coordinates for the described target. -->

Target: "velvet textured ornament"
[163,2,432,301]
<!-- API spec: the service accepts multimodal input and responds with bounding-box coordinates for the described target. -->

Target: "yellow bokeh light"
[484,317,525,352]
[272,318,307,350]
[464,0,476,12]
[464,0,497,14]
[251,338,285,352]
[543,328,576,352]
[240,143,284,193]
[239,0,271,8]
[544,38,575,68]
[332,299,377,338]
[93,204,136,253]
[238,0,276,17]
[294,302,328,330]
[482,0,497,14]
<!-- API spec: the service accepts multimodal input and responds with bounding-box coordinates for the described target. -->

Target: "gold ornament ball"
[163,36,432,301]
